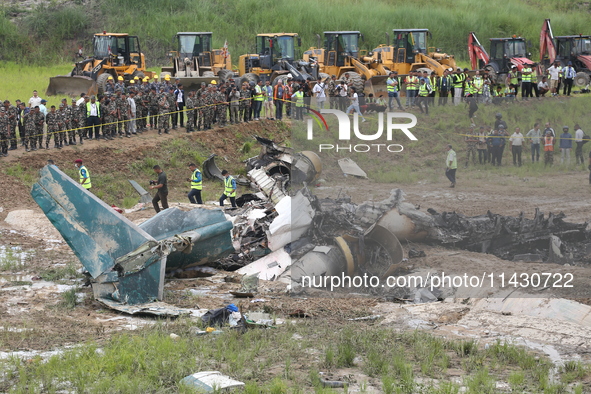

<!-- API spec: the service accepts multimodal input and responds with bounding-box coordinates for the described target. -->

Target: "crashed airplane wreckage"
[31,137,591,312]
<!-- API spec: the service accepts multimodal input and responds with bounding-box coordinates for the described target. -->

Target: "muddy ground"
[1,119,591,391]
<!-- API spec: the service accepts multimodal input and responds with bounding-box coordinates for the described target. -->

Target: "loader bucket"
[365,75,389,97]
[175,76,219,92]
[46,75,98,97]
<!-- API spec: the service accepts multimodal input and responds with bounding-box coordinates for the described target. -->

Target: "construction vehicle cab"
[468,32,534,84]
[46,32,155,97]
[539,19,591,87]
[161,32,234,90]
[238,33,317,86]
[370,29,456,77]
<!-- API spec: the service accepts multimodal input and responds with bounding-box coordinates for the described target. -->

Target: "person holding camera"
[150,165,168,213]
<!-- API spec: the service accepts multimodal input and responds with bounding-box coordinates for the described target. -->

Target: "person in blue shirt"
[487,127,506,166]
[559,126,573,165]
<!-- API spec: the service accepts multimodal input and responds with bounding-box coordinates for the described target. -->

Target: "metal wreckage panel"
[31,165,235,313]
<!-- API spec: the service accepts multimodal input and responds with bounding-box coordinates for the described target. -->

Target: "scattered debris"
[338,158,367,178]
[128,180,152,204]
[408,248,426,258]
[180,371,244,392]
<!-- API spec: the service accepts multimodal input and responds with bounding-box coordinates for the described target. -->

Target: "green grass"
[2,0,591,67]
[39,262,79,282]
[2,321,587,393]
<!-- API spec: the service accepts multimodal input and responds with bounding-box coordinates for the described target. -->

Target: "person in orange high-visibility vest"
[543,130,554,166]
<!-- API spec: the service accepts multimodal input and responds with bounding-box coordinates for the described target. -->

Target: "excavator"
[370,29,457,76]
[540,19,591,87]
[238,33,317,86]
[302,31,390,93]
[46,32,156,97]
[161,32,235,91]
[468,32,536,84]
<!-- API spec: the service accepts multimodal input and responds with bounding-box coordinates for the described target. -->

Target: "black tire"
[217,69,234,83]
[132,70,145,79]
[574,72,590,87]
[319,72,330,83]
[272,74,290,87]
[344,71,365,93]
[239,72,259,87]
[96,73,111,95]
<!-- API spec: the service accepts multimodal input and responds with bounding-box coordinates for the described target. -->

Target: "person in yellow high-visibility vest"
[219,170,237,208]
[187,163,203,204]
[74,159,92,190]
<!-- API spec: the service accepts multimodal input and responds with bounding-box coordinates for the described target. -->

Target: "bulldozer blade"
[174,76,219,92]
[46,75,98,97]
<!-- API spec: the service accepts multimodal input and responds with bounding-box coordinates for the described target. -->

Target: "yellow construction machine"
[46,32,156,97]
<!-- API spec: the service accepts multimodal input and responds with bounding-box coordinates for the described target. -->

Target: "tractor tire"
[96,73,111,95]
[416,67,432,75]
[133,70,145,79]
[217,69,234,83]
[202,71,215,78]
[240,72,259,87]
[344,71,365,93]
[574,72,590,87]
[272,74,290,87]
[319,72,330,82]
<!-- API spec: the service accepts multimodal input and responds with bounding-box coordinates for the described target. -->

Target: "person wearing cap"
[559,126,573,165]
[445,144,457,188]
[544,130,555,166]
[150,165,168,213]
[562,62,576,96]
[127,91,137,136]
[38,99,48,117]
[185,90,196,132]
[105,76,115,93]
[543,122,556,138]
[69,98,80,144]
[23,106,38,151]
[2,100,17,151]
[219,170,237,208]
[62,98,76,146]
[74,159,92,190]
[162,75,172,93]
[0,107,8,157]
[547,61,562,96]
[194,82,207,130]
[114,76,125,93]
[488,126,506,166]
[151,74,161,93]
[86,95,101,140]
[215,82,229,127]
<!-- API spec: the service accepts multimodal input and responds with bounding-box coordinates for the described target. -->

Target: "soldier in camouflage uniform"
[206,85,218,130]
[70,99,79,144]
[103,95,117,140]
[57,104,69,148]
[24,107,39,151]
[284,79,294,117]
[59,99,72,146]
[166,91,175,129]
[78,96,88,142]
[134,90,145,133]
[149,87,159,130]
[216,86,228,127]
[45,106,60,149]
[35,106,45,149]
[464,125,479,167]
[3,100,17,151]
[157,91,170,134]
[120,92,131,137]
[0,107,8,156]
[185,91,195,132]
[240,82,252,123]
[327,75,338,109]
[195,82,207,130]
